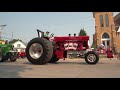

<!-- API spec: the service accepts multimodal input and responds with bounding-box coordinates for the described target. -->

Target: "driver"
[44,31,50,37]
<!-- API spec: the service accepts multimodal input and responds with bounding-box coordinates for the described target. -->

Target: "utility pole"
[11,32,13,40]
[0,25,7,40]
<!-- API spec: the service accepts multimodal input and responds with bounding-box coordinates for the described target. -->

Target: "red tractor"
[26,30,99,65]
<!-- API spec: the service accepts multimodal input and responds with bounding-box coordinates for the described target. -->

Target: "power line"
[1,36,11,40]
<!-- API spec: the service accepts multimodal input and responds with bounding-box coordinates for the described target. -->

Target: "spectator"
[106,48,113,60]
[5,40,8,44]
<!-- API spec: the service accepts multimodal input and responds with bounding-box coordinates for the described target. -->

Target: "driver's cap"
[46,31,49,33]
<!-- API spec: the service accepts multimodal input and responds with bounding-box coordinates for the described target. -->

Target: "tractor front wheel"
[85,51,99,64]
[10,55,17,62]
[9,52,17,62]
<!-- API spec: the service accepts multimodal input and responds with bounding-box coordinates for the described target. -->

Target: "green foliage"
[78,28,87,36]
[91,42,95,48]
[91,41,96,48]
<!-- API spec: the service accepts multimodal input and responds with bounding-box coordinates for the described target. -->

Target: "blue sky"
[0,12,119,45]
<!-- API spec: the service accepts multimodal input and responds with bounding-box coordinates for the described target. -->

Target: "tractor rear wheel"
[26,38,53,65]
[0,55,6,62]
[0,55,3,62]
[48,54,59,63]
[0,48,5,62]
[85,51,99,64]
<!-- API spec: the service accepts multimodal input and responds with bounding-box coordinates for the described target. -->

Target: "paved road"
[0,58,120,78]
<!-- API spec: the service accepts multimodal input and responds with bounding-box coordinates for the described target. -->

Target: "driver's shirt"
[44,34,49,37]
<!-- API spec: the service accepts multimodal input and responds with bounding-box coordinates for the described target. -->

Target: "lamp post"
[111,24,115,53]
[11,32,13,40]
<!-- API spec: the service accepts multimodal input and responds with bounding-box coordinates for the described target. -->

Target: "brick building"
[93,12,120,52]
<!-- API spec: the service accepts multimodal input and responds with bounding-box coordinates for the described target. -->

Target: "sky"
[0,12,119,45]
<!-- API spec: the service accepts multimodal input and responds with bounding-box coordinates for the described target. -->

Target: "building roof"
[13,40,26,47]
[114,13,120,25]
[113,13,120,31]
[13,40,27,46]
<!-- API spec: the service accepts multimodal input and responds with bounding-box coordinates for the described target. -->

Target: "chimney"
[69,34,71,37]
[74,33,76,37]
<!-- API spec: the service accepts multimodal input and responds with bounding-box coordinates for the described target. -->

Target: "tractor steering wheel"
[50,33,54,38]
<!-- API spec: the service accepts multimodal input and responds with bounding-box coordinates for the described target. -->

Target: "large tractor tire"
[48,54,59,63]
[26,38,53,65]
[85,51,99,64]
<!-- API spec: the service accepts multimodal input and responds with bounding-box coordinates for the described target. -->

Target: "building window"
[102,41,105,46]
[100,15,104,27]
[102,33,109,38]
[17,44,21,47]
[105,14,109,27]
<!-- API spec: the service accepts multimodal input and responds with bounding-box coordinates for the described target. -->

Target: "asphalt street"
[0,58,120,78]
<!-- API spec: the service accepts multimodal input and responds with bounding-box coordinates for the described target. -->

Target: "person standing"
[106,48,113,60]
[5,40,8,44]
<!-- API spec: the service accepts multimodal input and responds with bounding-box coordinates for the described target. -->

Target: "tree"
[78,28,87,36]
[91,41,96,48]
[9,39,22,44]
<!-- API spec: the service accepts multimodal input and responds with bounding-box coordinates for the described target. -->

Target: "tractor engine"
[53,35,89,59]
